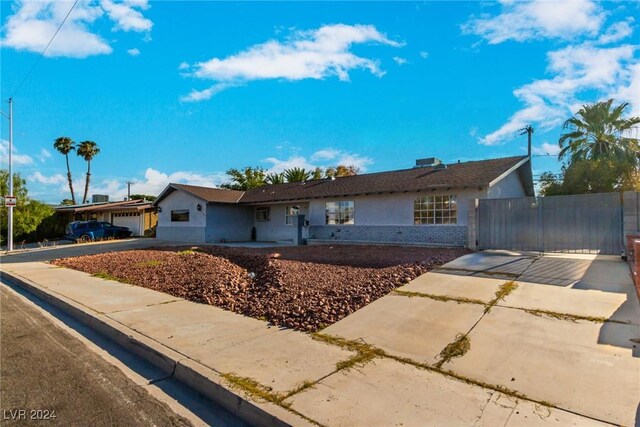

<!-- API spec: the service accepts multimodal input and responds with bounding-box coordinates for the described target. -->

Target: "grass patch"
[523,308,609,323]
[221,373,288,406]
[393,290,485,305]
[135,260,163,268]
[177,249,196,256]
[92,271,120,281]
[485,281,518,314]
[311,333,386,372]
[436,333,471,368]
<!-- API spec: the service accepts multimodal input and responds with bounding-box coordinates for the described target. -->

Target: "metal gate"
[478,192,623,255]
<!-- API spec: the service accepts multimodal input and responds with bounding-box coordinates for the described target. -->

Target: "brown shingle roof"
[163,183,245,204]
[240,156,529,203]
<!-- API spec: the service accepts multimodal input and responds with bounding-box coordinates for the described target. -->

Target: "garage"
[112,212,142,236]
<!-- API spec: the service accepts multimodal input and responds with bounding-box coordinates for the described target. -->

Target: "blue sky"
[1,1,638,204]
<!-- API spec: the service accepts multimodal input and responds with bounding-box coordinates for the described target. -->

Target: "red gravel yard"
[52,245,467,331]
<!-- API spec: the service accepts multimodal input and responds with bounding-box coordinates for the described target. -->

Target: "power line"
[11,0,79,98]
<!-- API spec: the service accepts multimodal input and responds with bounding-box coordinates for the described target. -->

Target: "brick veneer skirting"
[308,225,468,247]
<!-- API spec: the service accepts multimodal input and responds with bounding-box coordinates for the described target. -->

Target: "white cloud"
[264,149,373,173]
[181,24,402,101]
[532,142,561,156]
[480,43,639,145]
[311,148,341,161]
[57,168,227,202]
[180,82,241,103]
[597,19,634,45]
[419,51,429,59]
[127,47,140,56]
[610,62,640,116]
[462,0,605,44]
[1,0,152,58]
[38,148,52,163]
[0,140,34,166]
[100,0,152,32]
[392,56,408,65]
[29,171,66,185]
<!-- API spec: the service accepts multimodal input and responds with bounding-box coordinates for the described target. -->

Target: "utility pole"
[126,181,132,200]
[519,125,534,157]
[1,98,14,252]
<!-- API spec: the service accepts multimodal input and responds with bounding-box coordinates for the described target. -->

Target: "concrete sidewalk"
[2,248,638,426]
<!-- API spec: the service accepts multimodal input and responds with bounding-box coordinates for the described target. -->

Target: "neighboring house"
[154,155,533,247]
[55,199,158,237]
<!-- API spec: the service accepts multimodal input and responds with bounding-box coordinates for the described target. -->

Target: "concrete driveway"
[304,251,640,426]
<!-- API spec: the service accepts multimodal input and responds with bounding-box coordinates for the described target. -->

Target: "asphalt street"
[0,285,193,427]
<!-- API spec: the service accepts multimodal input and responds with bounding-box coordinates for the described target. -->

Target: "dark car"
[65,220,132,243]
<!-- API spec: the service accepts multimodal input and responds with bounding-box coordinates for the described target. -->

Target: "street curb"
[0,270,311,427]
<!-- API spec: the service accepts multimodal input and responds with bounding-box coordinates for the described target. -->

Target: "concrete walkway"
[2,245,638,426]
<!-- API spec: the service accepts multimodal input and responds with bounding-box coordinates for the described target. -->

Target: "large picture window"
[414,195,457,225]
[285,205,300,225]
[171,209,190,222]
[325,201,354,225]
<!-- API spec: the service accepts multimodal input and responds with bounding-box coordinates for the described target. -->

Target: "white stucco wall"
[487,170,526,199]
[308,189,486,227]
[156,190,207,243]
[253,203,309,242]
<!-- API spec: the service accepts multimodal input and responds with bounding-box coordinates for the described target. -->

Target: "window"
[285,205,300,225]
[414,195,457,225]
[171,209,190,222]
[256,207,270,221]
[325,201,354,225]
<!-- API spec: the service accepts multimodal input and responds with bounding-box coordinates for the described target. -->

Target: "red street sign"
[4,196,16,207]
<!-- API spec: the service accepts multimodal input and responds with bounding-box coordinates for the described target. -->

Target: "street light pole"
[1,98,13,252]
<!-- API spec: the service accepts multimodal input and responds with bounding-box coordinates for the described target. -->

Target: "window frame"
[414,195,457,225]
[285,205,300,225]
[255,207,270,222]
[171,209,190,222]
[325,200,355,225]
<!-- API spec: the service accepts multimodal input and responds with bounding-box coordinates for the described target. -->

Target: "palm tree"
[266,172,285,185]
[284,167,311,182]
[76,140,100,204]
[558,99,640,163]
[53,136,76,204]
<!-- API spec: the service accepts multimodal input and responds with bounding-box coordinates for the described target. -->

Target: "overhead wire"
[10,0,79,98]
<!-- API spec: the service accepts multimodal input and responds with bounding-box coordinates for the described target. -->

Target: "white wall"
[308,188,486,227]
[253,203,309,242]
[156,190,207,243]
[488,170,526,199]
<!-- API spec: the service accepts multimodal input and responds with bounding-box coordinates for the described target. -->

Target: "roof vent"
[415,157,442,168]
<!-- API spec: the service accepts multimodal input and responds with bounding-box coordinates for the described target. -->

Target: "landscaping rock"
[52,245,466,332]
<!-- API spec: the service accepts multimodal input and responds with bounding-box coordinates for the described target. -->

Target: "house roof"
[56,199,155,213]
[241,155,532,203]
[154,183,244,205]
[153,155,533,206]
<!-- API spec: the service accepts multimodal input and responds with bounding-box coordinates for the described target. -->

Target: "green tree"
[76,140,100,204]
[539,159,639,196]
[59,199,75,206]
[558,99,640,163]
[221,166,266,190]
[283,167,311,182]
[129,194,157,202]
[1,170,55,242]
[265,172,285,185]
[541,99,640,196]
[53,136,76,204]
[325,165,360,178]
[312,167,324,180]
